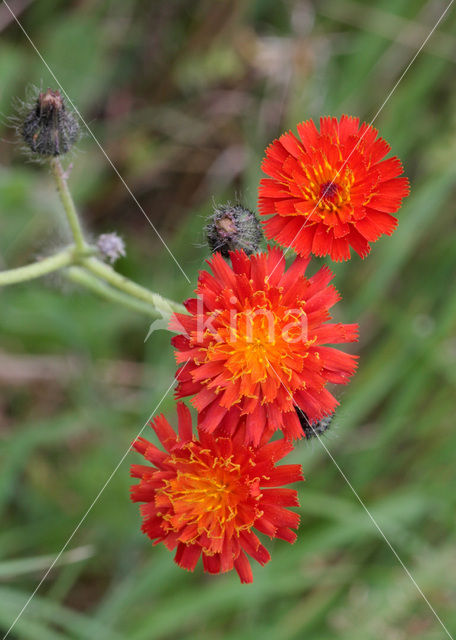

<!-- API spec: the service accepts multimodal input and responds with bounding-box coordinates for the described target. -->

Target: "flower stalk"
[0,247,74,286]
[0,154,186,324]
[82,257,185,315]
[66,267,163,318]
[50,158,87,254]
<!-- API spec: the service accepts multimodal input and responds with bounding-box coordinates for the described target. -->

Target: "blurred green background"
[1,1,456,638]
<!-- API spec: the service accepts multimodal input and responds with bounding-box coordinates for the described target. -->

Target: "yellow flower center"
[157,445,255,541]
[226,311,279,381]
[298,161,355,218]
[207,304,307,385]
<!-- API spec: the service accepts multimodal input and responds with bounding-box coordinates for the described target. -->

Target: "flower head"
[130,403,303,583]
[258,116,409,261]
[170,247,358,445]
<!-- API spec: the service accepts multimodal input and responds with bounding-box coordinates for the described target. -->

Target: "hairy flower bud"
[96,232,126,264]
[296,408,334,440]
[21,89,79,157]
[206,204,263,258]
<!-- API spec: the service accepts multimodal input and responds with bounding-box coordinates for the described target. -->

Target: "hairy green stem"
[66,267,162,318]
[50,157,186,318]
[50,158,87,253]
[0,157,187,327]
[82,256,186,315]
[0,247,74,286]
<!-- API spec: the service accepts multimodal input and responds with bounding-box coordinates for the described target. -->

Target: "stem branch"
[0,157,187,327]
[82,257,186,315]
[66,267,161,318]
[0,247,74,286]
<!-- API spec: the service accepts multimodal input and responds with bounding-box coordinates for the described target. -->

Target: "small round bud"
[296,407,334,440]
[96,233,126,264]
[21,88,79,157]
[206,204,263,258]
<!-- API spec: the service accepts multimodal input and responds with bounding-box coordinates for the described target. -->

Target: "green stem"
[66,267,161,318]
[49,158,186,316]
[0,247,74,286]
[50,158,87,253]
[0,156,187,325]
[82,256,186,315]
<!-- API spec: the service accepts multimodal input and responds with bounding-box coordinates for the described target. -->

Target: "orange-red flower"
[258,115,410,261]
[170,247,358,445]
[130,403,303,583]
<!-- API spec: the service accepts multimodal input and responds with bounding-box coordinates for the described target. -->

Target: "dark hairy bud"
[296,407,334,440]
[206,204,263,258]
[21,89,79,157]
